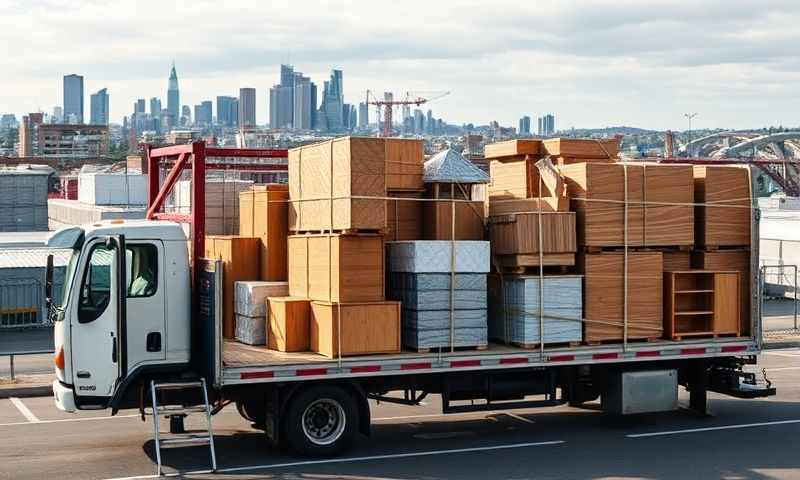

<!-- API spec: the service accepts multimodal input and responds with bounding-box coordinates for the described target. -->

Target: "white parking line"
[102,440,566,480]
[627,419,800,438]
[0,413,139,428]
[763,351,800,358]
[9,397,40,423]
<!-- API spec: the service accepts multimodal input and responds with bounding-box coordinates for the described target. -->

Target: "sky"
[1,0,799,131]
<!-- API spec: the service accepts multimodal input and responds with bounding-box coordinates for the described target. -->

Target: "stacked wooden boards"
[204,236,261,338]
[693,166,752,248]
[239,184,289,281]
[422,200,485,241]
[542,138,619,165]
[489,212,576,267]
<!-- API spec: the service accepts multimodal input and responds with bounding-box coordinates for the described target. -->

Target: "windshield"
[47,227,84,314]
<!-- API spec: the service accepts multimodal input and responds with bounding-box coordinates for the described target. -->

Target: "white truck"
[47,219,775,458]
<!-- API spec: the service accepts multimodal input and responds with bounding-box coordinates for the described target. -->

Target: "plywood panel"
[489,212,575,256]
[239,184,289,281]
[204,236,261,338]
[488,159,539,199]
[268,296,310,352]
[714,272,740,335]
[484,139,542,159]
[543,137,619,158]
[385,138,425,190]
[385,192,424,241]
[694,166,751,247]
[310,301,401,357]
[422,200,485,241]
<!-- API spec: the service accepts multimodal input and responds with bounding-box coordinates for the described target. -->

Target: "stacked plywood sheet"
[542,137,619,165]
[693,250,751,335]
[578,251,663,342]
[422,200,485,241]
[234,281,288,345]
[488,159,542,199]
[170,178,254,235]
[288,137,386,232]
[204,236,261,338]
[310,301,401,357]
[693,166,751,248]
[488,275,583,346]
[385,192,423,241]
[489,212,576,267]
[385,138,425,191]
[239,184,289,281]
[389,273,488,350]
[484,139,542,160]
[386,241,490,350]
[560,163,694,248]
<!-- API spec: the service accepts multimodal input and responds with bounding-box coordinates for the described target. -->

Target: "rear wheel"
[283,384,359,457]
[236,400,266,426]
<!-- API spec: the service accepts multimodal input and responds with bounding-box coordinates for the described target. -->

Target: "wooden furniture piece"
[663,270,740,340]
[692,250,751,335]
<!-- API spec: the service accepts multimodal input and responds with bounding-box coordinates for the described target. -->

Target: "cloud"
[0,0,798,129]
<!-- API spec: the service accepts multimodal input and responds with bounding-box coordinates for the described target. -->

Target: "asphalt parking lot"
[0,349,798,480]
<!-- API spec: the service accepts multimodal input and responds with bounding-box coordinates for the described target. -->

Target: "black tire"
[282,384,359,457]
[236,400,266,426]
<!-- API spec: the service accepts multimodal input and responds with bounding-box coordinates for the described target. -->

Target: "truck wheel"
[236,400,266,426]
[283,385,359,457]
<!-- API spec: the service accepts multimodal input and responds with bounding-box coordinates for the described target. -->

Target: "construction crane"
[366,90,450,137]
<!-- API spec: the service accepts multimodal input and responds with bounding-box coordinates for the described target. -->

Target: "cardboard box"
[267,296,310,352]
[543,137,619,158]
[579,251,663,342]
[484,139,542,160]
[288,233,384,303]
[693,250,751,335]
[288,137,386,231]
[561,163,694,248]
[422,200,485,241]
[385,138,425,191]
[693,166,751,248]
[489,212,576,256]
[204,236,261,338]
[239,184,289,281]
[310,301,401,357]
[386,192,424,241]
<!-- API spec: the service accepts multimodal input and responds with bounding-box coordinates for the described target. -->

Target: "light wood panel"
[484,139,542,159]
[693,165,751,248]
[385,138,425,191]
[423,200,485,241]
[385,192,424,241]
[489,212,575,256]
[310,301,401,357]
[204,236,261,338]
[239,184,289,281]
[267,296,310,352]
[543,137,619,158]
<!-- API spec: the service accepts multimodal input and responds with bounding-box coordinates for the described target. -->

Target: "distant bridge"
[716,132,800,158]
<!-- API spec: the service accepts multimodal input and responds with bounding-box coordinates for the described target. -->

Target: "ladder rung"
[148,405,208,415]
[160,435,211,446]
[153,381,204,390]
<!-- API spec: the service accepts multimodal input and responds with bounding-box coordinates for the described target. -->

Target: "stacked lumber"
[693,250,751,335]
[488,275,583,346]
[489,212,576,267]
[239,184,289,281]
[385,138,425,191]
[385,191,423,241]
[693,166,751,248]
[488,158,542,200]
[288,137,386,232]
[204,236,261,339]
[233,281,288,345]
[578,251,663,342]
[484,139,542,160]
[386,241,490,351]
[422,200,485,241]
[560,163,694,248]
[542,137,620,165]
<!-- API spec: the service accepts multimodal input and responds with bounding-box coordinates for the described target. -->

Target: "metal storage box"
[603,369,678,415]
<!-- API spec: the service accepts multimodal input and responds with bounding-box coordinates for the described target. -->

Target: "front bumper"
[53,380,77,412]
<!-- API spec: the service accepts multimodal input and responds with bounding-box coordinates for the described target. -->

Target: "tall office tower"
[358,102,369,129]
[342,103,356,131]
[544,114,555,136]
[167,63,180,128]
[216,96,238,127]
[239,87,256,128]
[52,107,63,123]
[269,64,297,129]
[426,110,434,135]
[90,88,110,125]
[519,115,531,136]
[320,69,344,131]
[413,109,424,134]
[19,113,44,157]
[194,101,212,126]
[63,74,84,124]
[181,105,191,126]
[537,117,543,136]
[150,97,162,118]
[292,73,315,130]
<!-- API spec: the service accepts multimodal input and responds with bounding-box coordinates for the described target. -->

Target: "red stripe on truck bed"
[592,352,619,360]
[240,371,274,380]
[549,355,575,362]
[350,365,381,373]
[721,345,748,353]
[450,360,481,368]
[296,368,328,376]
[401,362,432,370]
[499,357,529,365]
[681,347,706,355]
[635,350,660,358]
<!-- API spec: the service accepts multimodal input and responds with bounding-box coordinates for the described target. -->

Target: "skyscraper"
[519,115,531,136]
[150,97,162,118]
[426,110,434,135]
[319,69,344,131]
[537,114,555,136]
[194,101,212,127]
[181,105,191,127]
[216,96,238,127]
[239,87,256,128]
[292,72,315,130]
[90,88,109,125]
[167,63,180,128]
[413,109,424,134]
[19,113,44,157]
[358,102,369,129]
[63,74,84,124]
[269,64,298,129]
[52,106,63,123]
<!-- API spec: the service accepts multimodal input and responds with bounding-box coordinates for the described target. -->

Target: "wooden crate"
[422,200,485,241]
[484,139,542,160]
[489,212,575,256]
[287,233,384,303]
[267,296,310,352]
[288,136,386,231]
[310,301,401,357]
[543,137,619,158]
[693,250,751,335]
[204,236,261,339]
[663,271,740,339]
[239,184,289,281]
[561,163,694,248]
[693,165,751,248]
[579,251,663,342]
[385,138,425,191]
[385,191,424,241]
[488,158,540,199]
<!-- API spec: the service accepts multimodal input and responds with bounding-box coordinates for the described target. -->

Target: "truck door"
[71,236,125,407]
[124,241,166,368]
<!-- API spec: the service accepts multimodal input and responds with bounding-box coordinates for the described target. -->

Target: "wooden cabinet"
[664,271,740,339]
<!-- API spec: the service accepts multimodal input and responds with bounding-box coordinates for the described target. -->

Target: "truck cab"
[49,221,192,412]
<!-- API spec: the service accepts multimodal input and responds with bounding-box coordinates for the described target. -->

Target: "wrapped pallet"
[578,251,663,342]
[310,301,401,357]
[288,233,384,303]
[288,137,386,232]
[204,236,261,339]
[234,281,289,345]
[488,275,583,346]
[239,184,289,281]
[560,163,694,248]
[693,165,751,248]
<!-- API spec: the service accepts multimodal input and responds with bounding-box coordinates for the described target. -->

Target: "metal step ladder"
[148,378,217,476]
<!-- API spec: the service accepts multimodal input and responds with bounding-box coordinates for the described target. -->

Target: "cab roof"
[78,220,187,242]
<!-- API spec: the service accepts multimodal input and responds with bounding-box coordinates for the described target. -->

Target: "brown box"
[288,137,386,231]
[422,200,485,241]
[239,184,289,281]
[543,137,619,158]
[489,212,576,256]
[310,301,401,357]
[488,158,541,199]
[693,165,751,248]
[288,233,384,303]
[488,197,569,215]
[579,251,663,342]
[693,250,751,335]
[484,139,542,159]
[385,192,423,241]
[385,138,425,191]
[561,163,694,248]
[204,236,261,338]
[267,296,310,352]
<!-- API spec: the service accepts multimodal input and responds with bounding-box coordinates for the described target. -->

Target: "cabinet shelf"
[675,310,714,316]
[675,289,714,294]
[665,270,741,340]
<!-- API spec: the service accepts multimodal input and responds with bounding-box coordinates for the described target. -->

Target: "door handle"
[112,338,118,363]
[146,332,162,352]
[76,371,91,379]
